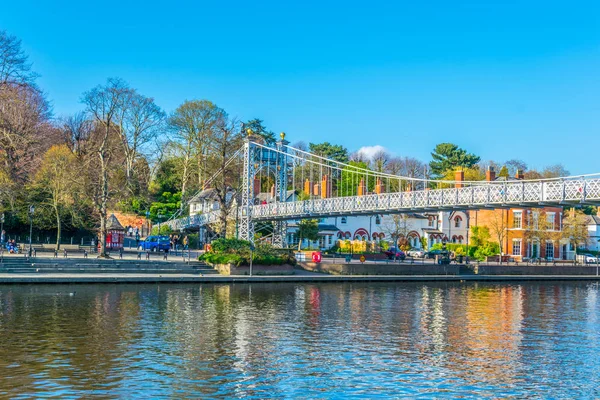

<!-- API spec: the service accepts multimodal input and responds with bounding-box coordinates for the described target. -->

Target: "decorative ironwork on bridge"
[166,136,600,246]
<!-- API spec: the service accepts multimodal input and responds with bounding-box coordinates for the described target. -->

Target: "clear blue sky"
[2,0,598,174]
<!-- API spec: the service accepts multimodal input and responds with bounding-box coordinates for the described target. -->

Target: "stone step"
[0,267,219,274]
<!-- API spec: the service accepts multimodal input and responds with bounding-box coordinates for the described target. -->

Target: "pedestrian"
[163,248,168,260]
[84,250,88,259]
[63,249,68,258]
[183,235,189,250]
[54,249,58,258]
[146,251,150,261]
[119,247,123,259]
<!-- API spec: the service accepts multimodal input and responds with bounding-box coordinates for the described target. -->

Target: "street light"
[1,213,5,245]
[28,205,35,257]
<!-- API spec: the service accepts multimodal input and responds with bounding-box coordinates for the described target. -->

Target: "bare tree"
[119,91,165,194]
[349,151,368,163]
[62,112,94,156]
[523,210,560,258]
[0,30,37,86]
[505,159,527,177]
[382,214,412,248]
[168,100,221,208]
[81,77,130,257]
[561,209,590,258]
[209,114,243,238]
[487,209,508,263]
[371,149,390,173]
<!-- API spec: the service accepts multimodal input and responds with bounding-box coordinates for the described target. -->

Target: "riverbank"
[0,272,600,284]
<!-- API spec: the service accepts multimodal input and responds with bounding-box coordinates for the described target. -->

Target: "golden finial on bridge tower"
[246,128,254,136]
[280,132,286,141]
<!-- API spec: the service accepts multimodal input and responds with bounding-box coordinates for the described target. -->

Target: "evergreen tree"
[429,143,480,178]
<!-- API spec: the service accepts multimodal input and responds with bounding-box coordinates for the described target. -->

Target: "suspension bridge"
[166,131,600,246]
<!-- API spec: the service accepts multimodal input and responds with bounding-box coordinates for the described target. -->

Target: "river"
[0,281,598,398]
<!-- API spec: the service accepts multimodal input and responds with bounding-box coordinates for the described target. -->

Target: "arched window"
[375,216,381,225]
[454,216,462,228]
[345,232,351,239]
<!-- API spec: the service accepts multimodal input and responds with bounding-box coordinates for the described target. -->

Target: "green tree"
[561,209,590,256]
[498,165,509,178]
[31,145,78,250]
[297,219,319,250]
[339,161,374,196]
[244,118,275,145]
[308,142,349,163]
[168,99,223,207]
[470,225,491,247]
[429,143,480,178]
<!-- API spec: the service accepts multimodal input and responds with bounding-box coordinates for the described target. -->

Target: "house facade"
[286,210,470,251]
[468,167,568,260]
[586,212,600,252]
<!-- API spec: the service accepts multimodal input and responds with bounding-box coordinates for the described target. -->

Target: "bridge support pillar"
[272,221,287,248]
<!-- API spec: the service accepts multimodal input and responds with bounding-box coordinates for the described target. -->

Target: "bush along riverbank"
[200,239,296,275]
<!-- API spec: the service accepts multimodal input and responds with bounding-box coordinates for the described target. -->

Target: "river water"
[0,282,598,398]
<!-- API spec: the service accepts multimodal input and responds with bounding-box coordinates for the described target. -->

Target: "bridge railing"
[166,178,600,226]
[250,179,599,220]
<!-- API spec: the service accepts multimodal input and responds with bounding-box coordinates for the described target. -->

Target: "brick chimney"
[304,178,311,196]
[486,166,496,182]
[357,178,366,196]
[375,178,385,194]
[321,175,332,198]
[516,169,524,180]
[253,177,261,196]
[455,170,464,188]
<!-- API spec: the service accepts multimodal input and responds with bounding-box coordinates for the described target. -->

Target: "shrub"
[201,238,294,266]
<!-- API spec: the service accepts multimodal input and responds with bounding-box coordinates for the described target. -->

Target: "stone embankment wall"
[214,264,295,276]
[299,262,458,275]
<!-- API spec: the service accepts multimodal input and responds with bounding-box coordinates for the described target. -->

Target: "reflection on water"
[0,282,599,397]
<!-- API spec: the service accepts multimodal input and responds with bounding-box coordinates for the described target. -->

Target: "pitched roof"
[106,214,125,230]
[256,190,296,203]
[318,224,339,231]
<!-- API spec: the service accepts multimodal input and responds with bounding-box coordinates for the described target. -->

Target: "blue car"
[139,236,171,252]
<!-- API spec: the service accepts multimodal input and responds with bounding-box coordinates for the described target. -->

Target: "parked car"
[425,249,444,259]
[407,249,426,258]
[139,236,171,252]
[384,247,406,260]
[577,254,598,264]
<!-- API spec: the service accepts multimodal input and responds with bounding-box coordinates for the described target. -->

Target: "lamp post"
[1,213,5,245]
[157,213,165,236]
[28,205,35,257]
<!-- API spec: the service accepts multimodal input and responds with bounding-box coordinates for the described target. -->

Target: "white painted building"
[587,213,600,252]
[286,211,470,251]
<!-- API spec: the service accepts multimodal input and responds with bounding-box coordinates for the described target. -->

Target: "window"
[513,211,522,229]
[428,217,435,227]
[512,239,522,256]
[546,212,555,230]
[341,217,347,224]
[375,216,381,225]
[546,241,554,259]
[454,216,462,228]
[532,212,539,230]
